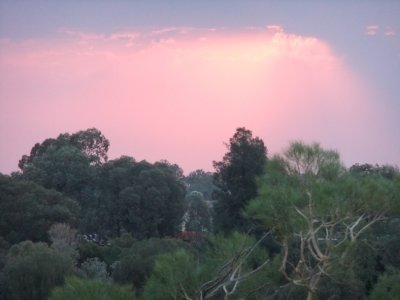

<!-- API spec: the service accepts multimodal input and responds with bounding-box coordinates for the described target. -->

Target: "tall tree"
[213,127,267,233]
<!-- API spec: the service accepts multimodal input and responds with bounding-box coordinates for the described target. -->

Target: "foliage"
[95,157,186,239]
[80,257,110,282]
[213,127,267,233]
[184,170,216,200]
[143,248,202,300]
[143,232,274,300]
[19,128,109,171]
[112,238,188,291]
[2,128,400,300]
[0,175,79,244]
[16,129,109,234]
[184,191,213,232]
[2,241,73,300]
[49,223,79,264]
[246,141,400,299]
[49,276,135,300]
[77,234,136,269]
[369,270,400,299]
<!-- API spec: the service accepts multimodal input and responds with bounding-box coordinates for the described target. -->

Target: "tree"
[19,143,95,201]
[0,174,79,244]
[143,232,273,300]
[95,157,186,239]
[2,241,73,300]
[18,128,109,171]
[17,129,108,229]
[49,276,136,300]
[246,142,400,300]
[213,127,267,233]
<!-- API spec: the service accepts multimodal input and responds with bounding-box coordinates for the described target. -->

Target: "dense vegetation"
[0,127,399,299]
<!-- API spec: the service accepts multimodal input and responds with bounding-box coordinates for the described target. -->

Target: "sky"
[0,1,399,174]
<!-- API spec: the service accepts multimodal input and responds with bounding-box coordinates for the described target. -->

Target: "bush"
[50,276,135,300]
[2,241,73,300]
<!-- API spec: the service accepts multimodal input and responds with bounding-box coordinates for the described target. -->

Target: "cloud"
[365,25,379,36]
[384,26,396,36]
[266,24,284,32]
[0,26,394,174]
[365,24,397,37]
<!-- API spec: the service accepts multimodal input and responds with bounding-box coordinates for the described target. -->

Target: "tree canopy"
[246,141,400,299]
[1,128,399,300]
[0,174,79,244]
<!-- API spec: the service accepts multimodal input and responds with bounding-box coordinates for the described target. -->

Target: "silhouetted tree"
[213,127,267,233]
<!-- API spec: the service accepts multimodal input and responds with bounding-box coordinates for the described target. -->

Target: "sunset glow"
[0,20,399,173]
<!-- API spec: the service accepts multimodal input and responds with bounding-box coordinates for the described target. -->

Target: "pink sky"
[0,27,396,174]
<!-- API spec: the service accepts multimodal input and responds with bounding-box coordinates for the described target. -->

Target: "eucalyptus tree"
[246,142,400,300]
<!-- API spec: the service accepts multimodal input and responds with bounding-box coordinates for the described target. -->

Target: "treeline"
[0,127,399,299]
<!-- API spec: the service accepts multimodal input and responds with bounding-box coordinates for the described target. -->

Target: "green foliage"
[95,158,186,239]
[77,234,136,268]
[20,145,94,198]
[247,142,399,237]
[0,175,79,244]
[184,191,212,232]
[143,232,274,299]
[184,169,216,200]
[49,223,79,264]
[2,241,73,300]
[49,276,135,300]
[246,141,400,298]
[17,129,109,234]
[370,270,400,299]
[80,257,110,282]
[19,128,109,171]
[112,238,188,291]
[213,127,267,233]
[142,249,201,300]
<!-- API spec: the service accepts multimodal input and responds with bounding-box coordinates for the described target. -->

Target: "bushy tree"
[213,127,267,233]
